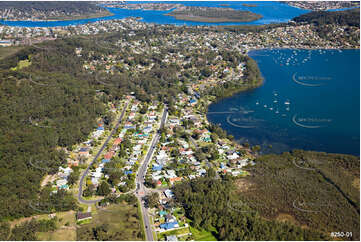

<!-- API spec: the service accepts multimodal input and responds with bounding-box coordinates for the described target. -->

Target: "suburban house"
[78,147,90,157]
[58,167,73,179]
[76,212,92,221]
[56,179,68,190]
[167,235,178,241]
[164,189,174,199]
[113,138,122,146]
[160,221,179,230]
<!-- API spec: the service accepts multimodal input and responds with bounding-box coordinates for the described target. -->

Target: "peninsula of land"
[285,1,359,10]
[165,6,262,23]
[0,1,113,21]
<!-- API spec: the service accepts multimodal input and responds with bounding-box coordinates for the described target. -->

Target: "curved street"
[77,101,129,204]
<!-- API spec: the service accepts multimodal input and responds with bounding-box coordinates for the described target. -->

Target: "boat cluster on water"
[255,91,291,117]
[269,49,343,67]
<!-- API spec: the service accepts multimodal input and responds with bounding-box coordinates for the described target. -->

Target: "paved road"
[77,101,129,204]
[135,106,168,241]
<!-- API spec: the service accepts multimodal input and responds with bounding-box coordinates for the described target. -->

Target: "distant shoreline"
[206,48,359,156]
[1,10,114,22]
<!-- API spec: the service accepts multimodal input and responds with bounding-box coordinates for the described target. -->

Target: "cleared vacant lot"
[77,203,144,240]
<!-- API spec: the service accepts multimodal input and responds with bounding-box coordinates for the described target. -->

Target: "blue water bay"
[0,1,310,27]
[207,49,360,155]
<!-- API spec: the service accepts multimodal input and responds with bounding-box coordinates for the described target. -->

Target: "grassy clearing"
[158,227,190,240]
[77,203,143,240]
[137,200,146,240]
[189,226,217,241]
[36,210,77,241]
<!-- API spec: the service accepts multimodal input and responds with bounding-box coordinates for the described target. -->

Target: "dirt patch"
[275,213,299,226]
[41,174,57,187]
[10,215,39,228]
[352,178,360,190]
[234,178,254,192]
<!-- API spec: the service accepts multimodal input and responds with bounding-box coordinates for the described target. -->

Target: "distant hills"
[0,1,111,21]
[292,8,360,27]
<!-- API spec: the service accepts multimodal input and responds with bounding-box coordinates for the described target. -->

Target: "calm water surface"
[207,49,360,156]
[0,1,310,27]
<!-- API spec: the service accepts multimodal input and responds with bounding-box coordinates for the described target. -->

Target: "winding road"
[77,101,129,204]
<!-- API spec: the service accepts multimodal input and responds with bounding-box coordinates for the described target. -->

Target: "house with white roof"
[238,158,248,167]
[227,153,239,160]
[164,189,174,199]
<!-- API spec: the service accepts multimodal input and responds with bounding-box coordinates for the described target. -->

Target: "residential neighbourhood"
[36,75,255,240]
[0,0,359,240]
[0,15,359,49]
[8,14,337,239]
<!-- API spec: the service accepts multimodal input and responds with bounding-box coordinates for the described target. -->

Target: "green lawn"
[76,203,143,240]
[137,200,146,240]
[36,210,77,241]
[189,226,218,241]
[158,227,190,240]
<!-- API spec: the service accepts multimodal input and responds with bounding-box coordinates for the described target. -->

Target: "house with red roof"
[104,151,115,160]
[114,138,122,146]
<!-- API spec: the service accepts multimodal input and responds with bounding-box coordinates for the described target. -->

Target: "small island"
[165,6,262,23]
[242,3,258,7]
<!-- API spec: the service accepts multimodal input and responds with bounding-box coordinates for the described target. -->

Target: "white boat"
[269,107,273,111]
[264,105,267,108]
[284,101,290,105]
